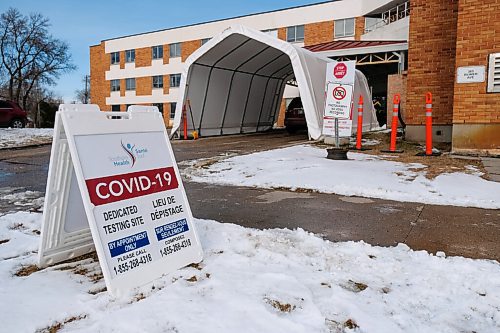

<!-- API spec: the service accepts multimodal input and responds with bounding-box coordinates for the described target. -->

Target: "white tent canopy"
[171,25,377,140]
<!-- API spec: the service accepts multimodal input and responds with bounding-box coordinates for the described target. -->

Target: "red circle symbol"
[334,63,347,79]
[332,86,347,100]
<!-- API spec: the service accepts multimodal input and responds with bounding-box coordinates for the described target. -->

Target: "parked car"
[284,97,307,133]
[0,100,28,128]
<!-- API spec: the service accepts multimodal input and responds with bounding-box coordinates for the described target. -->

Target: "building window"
[170,42,181,58]
[262,29,278,38]
[201,38,211,45]
[170,102,177,119]
[335,18,355,38]
[110,79,120,92]
[152,45,163,59]
[110,52,120,65]
[170,74,181,88]
[125,78,136,91]
[152,75,163,89]
[286,25,304,43]
[111,105,120,112]
[125,49,135,63]
[153,103,164,114]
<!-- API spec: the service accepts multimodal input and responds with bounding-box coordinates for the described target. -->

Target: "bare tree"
[74,75,90,103]
[0,8,76,109]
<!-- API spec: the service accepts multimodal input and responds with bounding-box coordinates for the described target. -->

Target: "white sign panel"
[324,83,354,119]
[327,61,356,85]
[323,61,356,137]
[457,66,486,83]
[322,118,353,137]
[39,105,203,297]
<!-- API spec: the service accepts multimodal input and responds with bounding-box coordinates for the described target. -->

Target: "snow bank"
[0,128,53,149]
[0,211,499,332]
[183,145,500,209]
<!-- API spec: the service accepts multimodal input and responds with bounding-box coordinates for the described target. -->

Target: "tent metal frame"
[239,53,288,133]
[197,38,252,136]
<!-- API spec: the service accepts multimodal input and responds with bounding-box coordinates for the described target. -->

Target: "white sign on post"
[323,61,356,137]
[39,105,203,297]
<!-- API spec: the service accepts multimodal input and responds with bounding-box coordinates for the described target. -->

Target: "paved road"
[1,131,499,261]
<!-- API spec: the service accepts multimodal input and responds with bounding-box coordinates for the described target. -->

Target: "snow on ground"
[1,209,499,333]
[183,145,500,209]
[0,128,53,149]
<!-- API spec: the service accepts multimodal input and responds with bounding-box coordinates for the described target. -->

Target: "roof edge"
[99,1,340,43]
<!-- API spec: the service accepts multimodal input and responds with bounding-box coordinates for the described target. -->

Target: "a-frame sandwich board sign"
[38,104,203,297]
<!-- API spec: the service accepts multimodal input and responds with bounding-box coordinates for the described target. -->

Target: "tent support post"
[270,72,292,128]
[240,53,287,134]
[198,38,252,136]
[220,46,272,135]
[270,78,287,128]
[256,79,271,132]
[256,64,293,132]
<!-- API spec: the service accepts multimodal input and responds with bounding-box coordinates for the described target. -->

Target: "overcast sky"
[0,0,326,102]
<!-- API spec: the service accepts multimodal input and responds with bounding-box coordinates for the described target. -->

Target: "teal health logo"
[108,140,149,167]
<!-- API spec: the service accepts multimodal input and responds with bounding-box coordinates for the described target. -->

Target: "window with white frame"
[262,29,278,38]
[125,49,135,63]
[110,52,120,65]
[335,18,355,38]
[110,79,120,92]
[170,74,181,88]
[170,43,181,58]
[152,75,163,89]
[286,25,304,43]
[152,45,163,60]
[125,78,136,91]
[170,102,177,119]
[201,38,211,45]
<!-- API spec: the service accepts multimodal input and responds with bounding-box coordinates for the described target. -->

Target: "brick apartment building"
[90,0,499,153]
[90,0,408,125]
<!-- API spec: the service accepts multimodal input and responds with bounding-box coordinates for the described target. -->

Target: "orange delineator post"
[425,92,433,156]
[389,94,401,152]
[182,104,188,140]
[356,95,364,150]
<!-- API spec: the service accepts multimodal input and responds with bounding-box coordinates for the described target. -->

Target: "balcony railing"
[364,1,410,33]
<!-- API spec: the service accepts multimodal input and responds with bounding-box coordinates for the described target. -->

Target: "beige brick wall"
[136,47,151,67]
[182,40,201,62]
[163,74,170,95]
[119,51,125,69]
[387,73,408,125]
[406,0,459,126]
[452,0,500,125]
[136,77,152,96]
[277,28,287,41]
[89,42,109,111]
[354,16,365,41]
[304,21,334,46]
[163,44,169,64]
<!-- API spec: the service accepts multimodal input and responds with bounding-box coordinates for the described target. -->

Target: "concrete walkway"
[482,157,500,182]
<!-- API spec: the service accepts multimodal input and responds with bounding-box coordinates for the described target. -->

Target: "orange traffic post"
[182,104,188,140]
[382,94,403,153]
[425,92,433,156]
[390,94,400,151]
[355,95,363,150]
